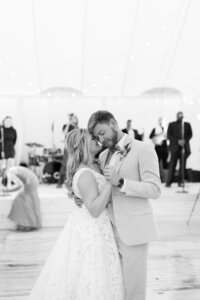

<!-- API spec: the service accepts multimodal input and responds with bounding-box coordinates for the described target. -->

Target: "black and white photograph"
[0,1,200,299]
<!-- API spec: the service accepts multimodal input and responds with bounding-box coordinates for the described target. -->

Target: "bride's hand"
[0,186,7,193]
[74,196,83,208]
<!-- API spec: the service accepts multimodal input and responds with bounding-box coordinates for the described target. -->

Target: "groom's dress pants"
[112,223,148,300]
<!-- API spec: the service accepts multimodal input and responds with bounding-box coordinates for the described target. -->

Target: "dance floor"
[0,182,200,300]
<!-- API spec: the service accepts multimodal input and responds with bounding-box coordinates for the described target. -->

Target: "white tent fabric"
[0,0,199,99]
[0,0,200,170]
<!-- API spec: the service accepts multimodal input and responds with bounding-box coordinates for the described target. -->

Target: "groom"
[88,111,161,300]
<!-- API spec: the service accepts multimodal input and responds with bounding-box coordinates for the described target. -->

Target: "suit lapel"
[99,134,133,172]
[114,135,133,174]
[123,134,132,149]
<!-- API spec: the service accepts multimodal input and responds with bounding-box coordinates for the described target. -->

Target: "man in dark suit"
[166,111,192,187]
[122,119,144,141]
[149,117,168,182]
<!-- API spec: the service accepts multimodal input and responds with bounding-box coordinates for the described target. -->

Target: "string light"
[11,71,16,76]
[146,42,151,47]
[104,75,109,81]
[117,67,123,72]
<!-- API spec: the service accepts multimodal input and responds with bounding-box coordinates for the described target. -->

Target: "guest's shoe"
[23,226,32,231]
[16,225,24,231]
[16,225,32,231]
[56,184,62,188]
[165,183,171,187]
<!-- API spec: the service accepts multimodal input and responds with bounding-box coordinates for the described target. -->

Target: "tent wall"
[0,96,199,170]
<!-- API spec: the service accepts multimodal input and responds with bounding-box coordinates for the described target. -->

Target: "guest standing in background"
[0,116,17,169]
[0,166,42,231]
[122,119,144,141]
[166,112,193,187]
[149,117,168,182]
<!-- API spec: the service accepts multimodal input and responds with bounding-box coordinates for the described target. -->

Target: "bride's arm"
[77,170,111,218]
[1,174,23,193]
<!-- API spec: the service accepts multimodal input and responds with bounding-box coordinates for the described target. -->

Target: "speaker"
[191,170,200,182]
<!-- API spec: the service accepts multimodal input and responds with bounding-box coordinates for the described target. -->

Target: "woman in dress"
[28,128,124,300]
[1,166,42,231]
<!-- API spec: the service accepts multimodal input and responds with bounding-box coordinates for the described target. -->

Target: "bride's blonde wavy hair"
[65,128,92,196]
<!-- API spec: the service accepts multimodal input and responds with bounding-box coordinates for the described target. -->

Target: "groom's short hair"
[88,111,116,135]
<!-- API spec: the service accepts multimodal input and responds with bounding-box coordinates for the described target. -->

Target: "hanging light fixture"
[39,87,83,98]
[141,87,182,97]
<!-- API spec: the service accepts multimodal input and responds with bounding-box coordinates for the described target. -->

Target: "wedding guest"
[166,111,193,187]
[149,117,168,182]
[1,166,42,231]
[122,119,144,141]
[0,116,17,168]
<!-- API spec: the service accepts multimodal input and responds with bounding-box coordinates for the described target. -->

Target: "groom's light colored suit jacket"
[99,135,161,246]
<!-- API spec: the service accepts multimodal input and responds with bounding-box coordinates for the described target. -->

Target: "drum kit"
[26,142,63,183]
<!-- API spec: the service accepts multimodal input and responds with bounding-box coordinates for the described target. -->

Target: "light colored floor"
[0,182,200,300]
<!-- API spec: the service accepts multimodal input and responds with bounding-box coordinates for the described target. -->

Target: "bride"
[29,128,124,300]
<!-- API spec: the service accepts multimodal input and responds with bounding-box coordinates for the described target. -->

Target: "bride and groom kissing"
[29,110,161,300]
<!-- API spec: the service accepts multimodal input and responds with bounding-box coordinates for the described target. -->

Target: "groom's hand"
[104,166,120,186]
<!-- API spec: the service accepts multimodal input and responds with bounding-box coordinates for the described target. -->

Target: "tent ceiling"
[0,0,199,98]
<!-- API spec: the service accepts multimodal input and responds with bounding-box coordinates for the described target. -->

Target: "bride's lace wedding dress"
[29,168,124,300]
